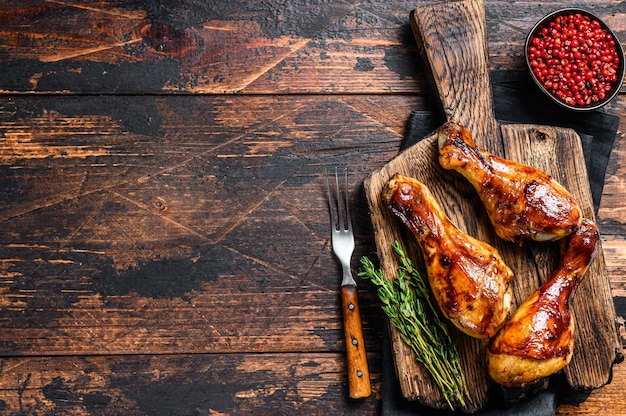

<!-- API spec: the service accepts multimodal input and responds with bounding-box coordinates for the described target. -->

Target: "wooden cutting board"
[363,0,621,412]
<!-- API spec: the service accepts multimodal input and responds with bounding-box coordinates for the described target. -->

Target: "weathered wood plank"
[1,350,626,415]
[0,1,624,414]
[0,0,623,94]
[0,91,624,386]
[553,354,626,415]
[599,97,626,301]
[0,353,382,415]
[0,0,424,94]
[0,95,423,355]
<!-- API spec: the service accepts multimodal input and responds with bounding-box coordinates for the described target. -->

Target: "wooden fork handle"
[341,284,371,399]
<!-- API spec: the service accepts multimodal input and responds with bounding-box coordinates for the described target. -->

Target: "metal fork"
[326,168,371,399]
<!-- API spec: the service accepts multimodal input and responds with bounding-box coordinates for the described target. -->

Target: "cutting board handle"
[411,0,500,151]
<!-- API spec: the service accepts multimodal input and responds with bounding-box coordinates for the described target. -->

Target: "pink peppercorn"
[527,12,621,107]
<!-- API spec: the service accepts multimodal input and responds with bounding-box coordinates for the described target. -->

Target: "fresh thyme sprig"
[358,241,471,410]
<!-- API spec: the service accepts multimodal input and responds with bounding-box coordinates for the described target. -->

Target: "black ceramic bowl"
[525,8,625,111]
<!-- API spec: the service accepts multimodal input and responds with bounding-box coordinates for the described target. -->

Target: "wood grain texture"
[0,94,428,356]
[411,0,500,151]
[0,0,622,94]
[0,0,624,414]
[341,284,372,399]
[0,353,382,415]
[3,351,626,415]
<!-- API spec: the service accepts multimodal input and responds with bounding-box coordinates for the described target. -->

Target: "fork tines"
[326,167,351,232]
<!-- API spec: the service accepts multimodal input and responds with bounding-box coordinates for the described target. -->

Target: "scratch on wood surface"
[233,38,310,93]
[208,410,229,416]
[213,179,289,247]
[0,358,33,375]
[0,105,294,223]
[300,245,329,289]
[234,387,280,399]
[354,2,404,27]
[268,188,331,288]
[245,140,293,155]
[220,244,320,293]
[226,240,331,295]
[64,248,107,255]
[0,142,111,161]
[111,191,212,244]
[0,243,106,256]
[73,172,88,202]
[44,0,147,19]
[39,38,144,63]
[0,257,73,265]
[337,97,406,138]
[202,22,241,32]
[0,111,123,162]
[348,37,402,48]
[217,153,273,158]
[5,243,53,249]
[47,259,75,264]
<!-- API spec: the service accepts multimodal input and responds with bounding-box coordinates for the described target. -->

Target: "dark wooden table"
[0,1,624,414]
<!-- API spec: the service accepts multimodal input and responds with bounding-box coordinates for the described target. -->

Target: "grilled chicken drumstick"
[438,120,582,244]
[487,218,599,387]
[383,174,514,339]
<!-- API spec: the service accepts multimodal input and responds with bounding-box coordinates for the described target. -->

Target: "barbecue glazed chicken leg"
[438,120,582,244]
[487,218,599,387]
[383,174,514,339]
